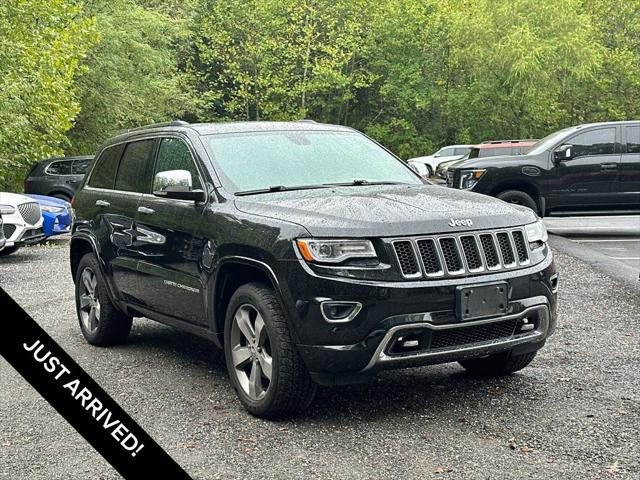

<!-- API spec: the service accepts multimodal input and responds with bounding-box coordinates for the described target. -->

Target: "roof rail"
[481,139,536,144]
[297,119,317,123]
[124,120,189,134]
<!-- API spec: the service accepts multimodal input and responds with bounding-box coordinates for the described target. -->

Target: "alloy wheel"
[229,304,273,400]
[79,267,101,333]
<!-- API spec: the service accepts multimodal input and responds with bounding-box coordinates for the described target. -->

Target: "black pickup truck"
[447,121,640,216]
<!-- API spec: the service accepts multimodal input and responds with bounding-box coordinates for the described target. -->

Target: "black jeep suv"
[71,121,558,417]
[447,121,640,215]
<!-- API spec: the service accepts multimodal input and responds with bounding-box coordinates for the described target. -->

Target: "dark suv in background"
[24,156,93,201]
[448,121,640,215]
[71,120,558,417]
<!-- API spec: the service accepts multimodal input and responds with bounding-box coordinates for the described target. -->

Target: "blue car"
[25,194,72,237]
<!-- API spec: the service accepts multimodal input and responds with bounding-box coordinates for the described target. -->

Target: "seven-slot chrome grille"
[18,202,41,225]
[392,228,531,279]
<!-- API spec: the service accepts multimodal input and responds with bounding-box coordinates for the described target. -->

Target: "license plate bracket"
[456,282,508,321]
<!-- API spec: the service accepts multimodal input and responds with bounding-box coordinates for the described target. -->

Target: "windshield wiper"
[235,184,330,196]
[322,180,411,187]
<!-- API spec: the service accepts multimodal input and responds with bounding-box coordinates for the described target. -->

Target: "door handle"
[137,206,155,215]
[600,163,618,170]
[95,200,110,207]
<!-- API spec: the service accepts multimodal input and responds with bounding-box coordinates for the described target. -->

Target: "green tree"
[191,0,372,124]
[67,0,195,155]
[0,0,96,190]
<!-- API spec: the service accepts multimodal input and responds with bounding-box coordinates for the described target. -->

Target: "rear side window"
[46,160,73,175]
[153,138,202,191]
[569,128,616,157]
[478,148,504,157]
[115,140,156,192]
[626,126,640,154]
[72,158,92,175]
[453,147,470,156]
[438,148,454,156]
[88,145,123,189]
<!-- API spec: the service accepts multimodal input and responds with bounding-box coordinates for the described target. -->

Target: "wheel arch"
[211,257,288,344]
[490,181,543,214]
[46,189,74,201]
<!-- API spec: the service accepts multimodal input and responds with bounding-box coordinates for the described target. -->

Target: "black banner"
[0,286,193,479]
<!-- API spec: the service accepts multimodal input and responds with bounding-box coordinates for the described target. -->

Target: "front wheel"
[459,350,537,376]
[0,246,20,256]
[75,253,132,346]
[496,190,539,214]
[224,283,316,418]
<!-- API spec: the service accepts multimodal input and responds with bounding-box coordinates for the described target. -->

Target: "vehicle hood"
[25,194,70,208]
[452,154,525,170]
[234,185,537,237]
[0,192,37,206]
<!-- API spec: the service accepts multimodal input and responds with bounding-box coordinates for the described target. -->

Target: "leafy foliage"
[0,0,96,190]
[1,0,639,192]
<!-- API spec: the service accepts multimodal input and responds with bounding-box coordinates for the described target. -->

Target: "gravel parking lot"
[1,238,639,479]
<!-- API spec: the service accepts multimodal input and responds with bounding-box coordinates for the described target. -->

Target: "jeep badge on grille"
[448,218,473,227]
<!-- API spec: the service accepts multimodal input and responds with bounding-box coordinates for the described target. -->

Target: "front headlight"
[41,205,65,213]
[296,239,377,264]
[458,169,486,189]
[0,204,15,215]
[524,219,548,249]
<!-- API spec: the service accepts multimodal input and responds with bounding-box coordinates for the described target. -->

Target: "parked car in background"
[0,193,45,256]
[447,121,640,215]
[0,213,6,252]
[437,140,537,179]
[24,155,93,202]
[25,194,72,237]
[408,144,472,177]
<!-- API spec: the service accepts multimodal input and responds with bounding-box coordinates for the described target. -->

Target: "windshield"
[204,131,422,193]
[526,127,575,155]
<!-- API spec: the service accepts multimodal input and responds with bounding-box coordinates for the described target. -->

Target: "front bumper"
[42,211,72,236]
[280,251,557,385]
[2,213,45,247]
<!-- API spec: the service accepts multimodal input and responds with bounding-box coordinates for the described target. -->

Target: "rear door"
[85,139,156,304]
[132,136,208,326]
[547,126,620,211]
[619,125,640,208]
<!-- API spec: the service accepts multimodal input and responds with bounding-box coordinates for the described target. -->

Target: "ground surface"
[544,215,640,272]
[1,237,639,479]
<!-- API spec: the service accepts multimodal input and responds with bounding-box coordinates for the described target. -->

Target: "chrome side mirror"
[153,170,205,202]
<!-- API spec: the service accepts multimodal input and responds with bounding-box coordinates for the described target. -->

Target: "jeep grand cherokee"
[70,121,558,417]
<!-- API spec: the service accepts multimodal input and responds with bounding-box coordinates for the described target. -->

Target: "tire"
[496,190,538,214]
[75,253,132,346]
[0,246,20,256]
[52,193,72,202]
[224,282,316,418]
[425,165,433,177]
[459,350,537,376]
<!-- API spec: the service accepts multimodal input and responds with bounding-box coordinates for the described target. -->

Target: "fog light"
[320,301,362,323]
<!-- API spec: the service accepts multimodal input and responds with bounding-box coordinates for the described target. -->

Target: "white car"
[407,144,472,177]
[0,192,45,256]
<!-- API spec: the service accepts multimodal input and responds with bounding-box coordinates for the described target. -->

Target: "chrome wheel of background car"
[230,304,273,400]
[79,267,101,333]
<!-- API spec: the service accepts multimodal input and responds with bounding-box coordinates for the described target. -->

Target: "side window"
[153,138,202,191]
[454,147,470,156]
[88,145,123,189]
[46,160,73,175]
[72,158,91,175]
[438,148,454,157]
[114,139,156,192]
[625,126,640,154]
[568,128,616,158]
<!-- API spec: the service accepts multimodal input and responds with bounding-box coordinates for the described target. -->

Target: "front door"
[547,126,620,212]
[133,136,208,326]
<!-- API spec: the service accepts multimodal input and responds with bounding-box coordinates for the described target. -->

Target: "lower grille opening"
[430,318,518,349]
